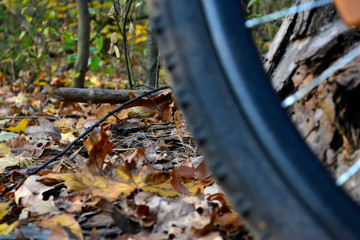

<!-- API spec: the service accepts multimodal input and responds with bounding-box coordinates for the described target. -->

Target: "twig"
[112,0,135,89]
[0,114,84,121]
[27,86,169,175]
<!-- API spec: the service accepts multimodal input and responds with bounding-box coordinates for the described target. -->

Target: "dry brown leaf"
[26,118,61,141]
[174,110,182,128]
[84,127,113,171]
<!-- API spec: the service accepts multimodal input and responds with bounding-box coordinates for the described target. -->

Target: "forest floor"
[0,78,250,239]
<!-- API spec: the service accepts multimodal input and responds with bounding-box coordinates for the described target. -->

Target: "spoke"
[281,44,360,108]
[336,158,360,186]
[245,0,333,28]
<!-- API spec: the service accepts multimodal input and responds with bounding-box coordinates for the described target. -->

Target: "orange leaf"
[84,128,113,171]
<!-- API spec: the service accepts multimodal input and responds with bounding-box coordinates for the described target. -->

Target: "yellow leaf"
[0,144,11,156]
[0,202,18,235]
[0,202,10,220]
[4,118,28,133]
[42,171,136,201]
[38,214,83,239]
[0,221,18,235]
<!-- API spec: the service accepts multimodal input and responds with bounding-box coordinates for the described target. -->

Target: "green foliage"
[247,0,294,54]
[0,0,155,89]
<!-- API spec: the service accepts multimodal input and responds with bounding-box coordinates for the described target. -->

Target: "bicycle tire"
[149,1,360,239]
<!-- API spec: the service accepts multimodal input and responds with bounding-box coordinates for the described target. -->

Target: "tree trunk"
[264,0,360,200]
[145,25,159,88]
[73,0,90,88]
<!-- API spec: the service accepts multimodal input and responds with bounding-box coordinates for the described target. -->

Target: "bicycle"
[149,0,360,239]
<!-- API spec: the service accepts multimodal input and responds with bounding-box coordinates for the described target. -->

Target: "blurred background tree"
[0,0,292,91]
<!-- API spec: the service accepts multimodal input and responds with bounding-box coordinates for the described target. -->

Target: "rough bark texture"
[73,0,90,88]
[264,0,360,200]
[53,88,162,103]
[145,25,159,88]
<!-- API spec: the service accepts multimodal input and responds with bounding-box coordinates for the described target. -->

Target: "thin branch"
[123,0,136,89]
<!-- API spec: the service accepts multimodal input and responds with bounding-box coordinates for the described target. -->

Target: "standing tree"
[73,0,90,88]
[145,24,159,88]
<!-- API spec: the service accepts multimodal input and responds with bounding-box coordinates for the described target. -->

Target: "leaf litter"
[0,83,249,239]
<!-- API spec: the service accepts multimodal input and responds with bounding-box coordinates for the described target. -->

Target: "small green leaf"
[106,67,115,75]
[21,7,28,16]
[44,27,50,38]
[50,10,56,18]
[90,56,100,71]
[247,0,258,8]
[22,38,31,48]
[66,53,77,62]
[0,131,18,141]
[64,33,72,43]
[89,8,95,15]
[96,35,103,53]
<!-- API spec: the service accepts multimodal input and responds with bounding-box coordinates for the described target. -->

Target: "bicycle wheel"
[149,1,360,239]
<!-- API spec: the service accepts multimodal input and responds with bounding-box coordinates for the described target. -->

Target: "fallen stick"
[53,88,161,103]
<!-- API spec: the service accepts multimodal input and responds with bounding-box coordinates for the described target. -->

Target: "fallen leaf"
[174,110,182,128]
[41,165,212,201]
[41,170,135,201]
[0,131,18,141]
[0,143,11,157]
[26,118,61,140]
[4,118,28,133]
[38,214,83,239]
[19,197,59,219]
[84,127,113,171]
[0,221,18,235]
[0,152,31,172]
[15,175,54,206]
[7,92,28,104]
[0,202,18,235]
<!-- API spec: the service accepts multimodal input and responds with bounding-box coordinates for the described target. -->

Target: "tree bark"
[73,0,90,88]
[145,25,159,88]
[53,88,162,103]
[264,0,360,199]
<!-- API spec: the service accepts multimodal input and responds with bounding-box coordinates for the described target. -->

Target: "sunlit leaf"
[0,221,18,235]
[44,27,50,38]
[38,214,83,239]
[4,118,28,133]
[110,32,118,45]
[0,144,11,156]
[107,6,115,19]
[114,45,120,58]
